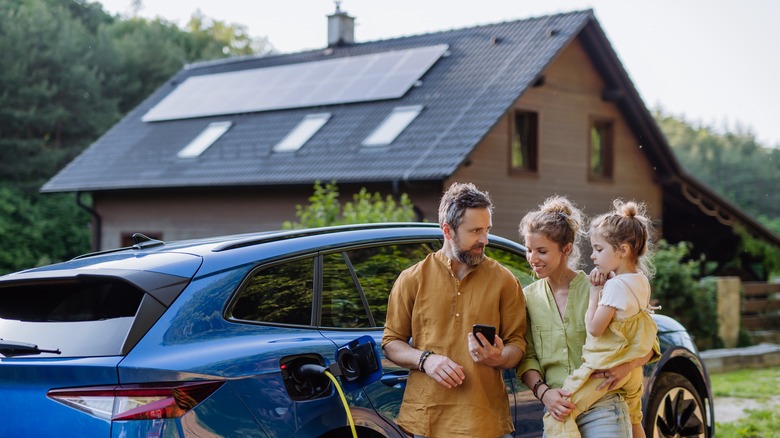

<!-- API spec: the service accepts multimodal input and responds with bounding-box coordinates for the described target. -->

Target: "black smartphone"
[472,324,496,347]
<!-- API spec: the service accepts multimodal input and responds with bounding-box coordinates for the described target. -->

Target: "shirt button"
[456,313,460,317]
[562,348,568,353]
[457,292,461,295]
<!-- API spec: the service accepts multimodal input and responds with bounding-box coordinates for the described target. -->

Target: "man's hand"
[423,354,465,388]
[467,333,524,369]
[468,332,503,367]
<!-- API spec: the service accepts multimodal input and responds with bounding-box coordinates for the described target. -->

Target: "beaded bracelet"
[418,350,434,372]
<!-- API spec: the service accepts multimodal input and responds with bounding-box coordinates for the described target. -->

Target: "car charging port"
[281,354,359,438]
[279,354,331,401]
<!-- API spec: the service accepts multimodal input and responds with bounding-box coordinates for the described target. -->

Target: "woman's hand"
[542,387,576,422]
[594,361,632,391]
[595,349,656,390]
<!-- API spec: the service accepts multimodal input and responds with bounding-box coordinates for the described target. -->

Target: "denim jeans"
[543,393,630,438]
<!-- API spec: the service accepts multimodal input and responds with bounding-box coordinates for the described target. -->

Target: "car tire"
[644,372,709,438]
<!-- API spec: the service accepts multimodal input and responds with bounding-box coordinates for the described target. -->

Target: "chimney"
[327,1,355,46]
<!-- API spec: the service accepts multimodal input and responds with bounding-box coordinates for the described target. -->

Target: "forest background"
[1,0,779,276]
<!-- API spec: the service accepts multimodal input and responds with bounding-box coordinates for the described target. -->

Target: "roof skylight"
[362,105,423,147]
[273,113,331,152]
[177,121,232,158]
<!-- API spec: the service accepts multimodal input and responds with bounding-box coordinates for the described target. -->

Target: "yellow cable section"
[324,369,357,438]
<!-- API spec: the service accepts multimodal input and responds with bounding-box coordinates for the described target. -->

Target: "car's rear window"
[0,279,144,358]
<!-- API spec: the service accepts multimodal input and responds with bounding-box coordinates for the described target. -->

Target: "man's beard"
[452,234,485,267]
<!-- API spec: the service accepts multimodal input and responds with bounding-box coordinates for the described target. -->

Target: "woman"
[517,196,658,437]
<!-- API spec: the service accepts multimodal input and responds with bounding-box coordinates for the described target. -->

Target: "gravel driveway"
[715,395,780,423]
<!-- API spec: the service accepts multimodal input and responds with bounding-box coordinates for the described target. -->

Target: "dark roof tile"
[42,10,593,192]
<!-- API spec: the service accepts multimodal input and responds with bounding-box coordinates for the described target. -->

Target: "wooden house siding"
[452,38,662,240]
[94,188,303,249]
[94,183,445,250]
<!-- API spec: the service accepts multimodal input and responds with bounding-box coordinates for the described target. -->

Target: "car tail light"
[48,381,224,421]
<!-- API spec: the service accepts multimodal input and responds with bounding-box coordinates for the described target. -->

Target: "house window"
[177,121,232,158]
[273,113,331,152]
[510,111,538,173]
[362,105,423,147]
[589,120,614,179]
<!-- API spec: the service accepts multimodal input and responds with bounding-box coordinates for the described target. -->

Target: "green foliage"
[0,185,90,274]
[656,110,780,221]
[0,0,271,272]
[735,224,780,279]
[651,241,721,350]
[185,10,272,58]
[283,182,417,229]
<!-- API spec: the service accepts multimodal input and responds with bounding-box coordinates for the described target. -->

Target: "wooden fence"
[742,282,780,330]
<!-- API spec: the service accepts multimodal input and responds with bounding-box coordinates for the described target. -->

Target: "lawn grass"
[710,366,780,399]
[710,366,780,437]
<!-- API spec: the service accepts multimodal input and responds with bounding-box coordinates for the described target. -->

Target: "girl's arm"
[586,287,616,338]
[586,268,617,336]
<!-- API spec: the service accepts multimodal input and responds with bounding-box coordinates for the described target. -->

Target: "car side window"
[230,257,314,326]
[321,252,372,328]
[345,241,439,328]
[485,245,535,288]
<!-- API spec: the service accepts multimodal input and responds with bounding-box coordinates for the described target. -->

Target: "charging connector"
[292,363,357,438]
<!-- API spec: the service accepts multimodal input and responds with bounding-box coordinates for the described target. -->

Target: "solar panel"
[142,44,449,122]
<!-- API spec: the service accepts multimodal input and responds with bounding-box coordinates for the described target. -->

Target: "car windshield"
[0,279,144,358]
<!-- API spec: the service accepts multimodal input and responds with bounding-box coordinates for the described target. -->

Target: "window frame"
[508,110,539,175]
[588,118,614,181]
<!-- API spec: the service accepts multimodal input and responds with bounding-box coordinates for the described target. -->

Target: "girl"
[544,199,659,438]
[518,196,658,437]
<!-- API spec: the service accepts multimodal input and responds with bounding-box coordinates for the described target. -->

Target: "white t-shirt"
[599,272,651,320]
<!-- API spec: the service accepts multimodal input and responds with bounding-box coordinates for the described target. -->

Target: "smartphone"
[472,324,496,347]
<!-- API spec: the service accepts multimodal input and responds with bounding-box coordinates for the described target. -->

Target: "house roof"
[42,10,594,191]
[41,9,780,249]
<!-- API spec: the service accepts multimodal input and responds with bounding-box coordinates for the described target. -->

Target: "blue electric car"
[0,223,713,437]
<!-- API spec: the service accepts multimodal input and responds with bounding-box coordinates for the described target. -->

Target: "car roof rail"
[213,222,439,252]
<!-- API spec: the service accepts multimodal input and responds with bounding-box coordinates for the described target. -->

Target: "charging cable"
[297,364,358,438]
[324,369,357,438]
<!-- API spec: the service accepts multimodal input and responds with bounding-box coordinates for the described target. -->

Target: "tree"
[655,109,780,222]
[283,182,417,229]
[0,0,272,273]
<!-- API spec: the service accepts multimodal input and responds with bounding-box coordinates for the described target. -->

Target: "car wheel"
[645,372,709,438]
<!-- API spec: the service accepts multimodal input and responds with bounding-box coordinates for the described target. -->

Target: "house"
[42,8,780,280]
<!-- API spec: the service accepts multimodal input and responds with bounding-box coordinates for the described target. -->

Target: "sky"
[98,0,780,148]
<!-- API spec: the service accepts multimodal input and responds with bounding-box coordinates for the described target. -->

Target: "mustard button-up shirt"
[383,251,527,438]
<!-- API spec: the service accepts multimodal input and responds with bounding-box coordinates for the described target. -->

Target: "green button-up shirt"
[518,271,591,389]
[518,271,660,391]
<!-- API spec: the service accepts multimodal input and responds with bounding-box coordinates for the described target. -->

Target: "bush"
[283,181,417,229]
[651,241,721,350]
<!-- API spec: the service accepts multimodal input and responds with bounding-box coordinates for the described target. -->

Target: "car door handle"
[380,372,408,388]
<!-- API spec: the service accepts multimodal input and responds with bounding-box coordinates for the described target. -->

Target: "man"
[382,182,527,438]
